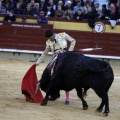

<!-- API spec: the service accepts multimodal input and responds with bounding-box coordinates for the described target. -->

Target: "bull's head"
[35,67,60,100]
[38,67,51,93]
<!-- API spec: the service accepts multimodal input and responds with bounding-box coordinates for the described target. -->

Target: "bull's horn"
[34,82,40,96]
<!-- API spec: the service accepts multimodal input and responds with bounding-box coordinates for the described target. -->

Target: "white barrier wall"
[0,51,120,67]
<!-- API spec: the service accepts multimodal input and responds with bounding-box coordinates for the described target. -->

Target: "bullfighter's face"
[48,34,55,42]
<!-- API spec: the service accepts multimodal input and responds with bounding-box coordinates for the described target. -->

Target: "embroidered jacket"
[36,32,76,64]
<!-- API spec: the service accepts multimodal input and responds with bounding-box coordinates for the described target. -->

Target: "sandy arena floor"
[0,59,120,120]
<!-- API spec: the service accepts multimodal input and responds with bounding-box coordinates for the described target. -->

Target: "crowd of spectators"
[0,0,120,24]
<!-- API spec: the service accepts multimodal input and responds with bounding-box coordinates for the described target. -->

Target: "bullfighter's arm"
[65,33,76,51]
[36,43,50,65]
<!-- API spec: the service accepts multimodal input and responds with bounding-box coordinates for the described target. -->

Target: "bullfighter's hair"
[45,29,53,38]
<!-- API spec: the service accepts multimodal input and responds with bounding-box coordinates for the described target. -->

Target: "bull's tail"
[105,67,114,92]
[34,81,40,96]
[106,67,114,92]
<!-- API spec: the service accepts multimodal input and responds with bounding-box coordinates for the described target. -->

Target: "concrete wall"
[0,51,120,67]
[0,52,52,63]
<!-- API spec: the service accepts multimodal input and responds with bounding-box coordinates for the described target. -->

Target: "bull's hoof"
[40,99,47,106]
[102,112,108,117]
[96,108,102,112]
[83,105,89,110]
[102,111,109,117]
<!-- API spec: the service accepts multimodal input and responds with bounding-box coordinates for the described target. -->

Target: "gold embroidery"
[58,33,64,37]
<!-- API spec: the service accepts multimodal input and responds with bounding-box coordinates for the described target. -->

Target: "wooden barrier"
[0,22,53,51]
[0,15,120,58]
[54,29,120,56]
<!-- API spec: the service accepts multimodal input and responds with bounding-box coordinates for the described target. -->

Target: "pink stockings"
[65,91,70,105]
[65,91,70,102]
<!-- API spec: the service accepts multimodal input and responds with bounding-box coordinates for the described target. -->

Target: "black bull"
[37,52,114,116]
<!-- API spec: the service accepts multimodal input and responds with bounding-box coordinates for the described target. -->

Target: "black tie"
[54,39,57,44]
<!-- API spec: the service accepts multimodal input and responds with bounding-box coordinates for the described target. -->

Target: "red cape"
[21,64,43,103]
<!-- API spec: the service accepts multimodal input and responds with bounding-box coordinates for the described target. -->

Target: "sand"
[0,59,120,120]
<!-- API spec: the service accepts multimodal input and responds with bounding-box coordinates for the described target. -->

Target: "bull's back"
[71,53,113,88]
[78,64,114,90]
[55,52,114,90]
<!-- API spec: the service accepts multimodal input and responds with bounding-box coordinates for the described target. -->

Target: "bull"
[36,52,114,116]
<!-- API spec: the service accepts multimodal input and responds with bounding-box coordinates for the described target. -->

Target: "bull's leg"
[76,88,88,110]
[97,100,104,112]
[40,90,50,106]
[41,82,53,106]
[95,90,109,116]
[102,92,109,116]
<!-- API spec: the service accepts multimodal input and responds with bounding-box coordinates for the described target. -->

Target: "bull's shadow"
[36,51,114,117]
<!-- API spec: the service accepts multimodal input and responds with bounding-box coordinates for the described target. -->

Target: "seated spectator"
[30,0,36,11]
[63,8,74,20]
[3,3,9,14]
[108,3,117,15]
[83,1,92,14]
[55,5,64,17]
[0,1,6,14]
[39,0,46,11]
[108,3,118,20]
[14,2,23,14]
[33,3,40,17]
[116,0,120,18]
[44,3,55,17]
[37,11,48,24]
[64,0,73,11]
[7,0,16,10]
[57,0,65,10]
[49,0,57,11]
[83,0,94,6]
[18,0,27,10]
[73,9,84,20]
[83,0,92,18]
[23,3,33,15]
[99,4,110,20]
[94,2,100,14]
[73,0,83,14]
[3,10,16,22]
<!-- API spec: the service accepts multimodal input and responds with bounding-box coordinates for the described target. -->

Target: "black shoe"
[65,101,70,105]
